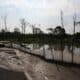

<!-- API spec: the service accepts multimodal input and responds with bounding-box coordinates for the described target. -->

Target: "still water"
[26,44,80,64]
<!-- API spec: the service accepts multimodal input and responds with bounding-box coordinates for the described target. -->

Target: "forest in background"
[0,30,80,47]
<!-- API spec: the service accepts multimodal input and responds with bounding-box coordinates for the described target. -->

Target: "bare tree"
[20,18,27,34]
[2,15,8,32]
[73,14,76,34]
[71,14,77,63]
[60,10,64,28]
[73,14,80,34]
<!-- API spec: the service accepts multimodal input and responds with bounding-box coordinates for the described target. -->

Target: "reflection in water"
[43,45,46,57]
[33,44,42,49]
[49,44,65,61]
[28,43,80,64]
[48,45,54,59]
[67,45,74,63]
[53,44,65,51]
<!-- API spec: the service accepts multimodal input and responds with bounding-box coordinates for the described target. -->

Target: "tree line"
[0,30,80,47]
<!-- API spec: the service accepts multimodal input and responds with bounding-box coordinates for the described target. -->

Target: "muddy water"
[26,44,80,64]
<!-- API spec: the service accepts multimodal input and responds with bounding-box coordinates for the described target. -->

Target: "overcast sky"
[0,0,80,33]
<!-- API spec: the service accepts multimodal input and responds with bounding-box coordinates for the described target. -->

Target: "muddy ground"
[0,48,80,80]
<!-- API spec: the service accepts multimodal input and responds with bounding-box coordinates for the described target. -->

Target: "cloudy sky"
[0,0,80,33]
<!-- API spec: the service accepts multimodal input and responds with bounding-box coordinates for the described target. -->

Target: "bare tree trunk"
[60,10,64,28]
[71,14,76,63]
[2,15,7,32]
[43,45,46,58]
[71,46,74,63]
[50,45,54,59]
[20,18,26,34]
